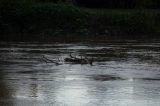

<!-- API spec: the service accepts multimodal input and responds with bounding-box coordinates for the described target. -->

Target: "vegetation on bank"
[0,0,160,41]
[74,0,160,9]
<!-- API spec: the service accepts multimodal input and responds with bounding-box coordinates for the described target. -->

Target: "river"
[0,40,160,106]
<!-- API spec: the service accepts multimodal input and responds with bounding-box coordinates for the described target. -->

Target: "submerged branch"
[65,53,94,65]
[40,53,94,66]
[42,55,62,65]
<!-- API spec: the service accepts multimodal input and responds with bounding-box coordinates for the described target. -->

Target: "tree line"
[72,0,160,8]
[31,0,160,8]
[0,0,159,8]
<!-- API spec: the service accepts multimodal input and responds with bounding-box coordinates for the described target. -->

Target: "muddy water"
[0,40,160,106]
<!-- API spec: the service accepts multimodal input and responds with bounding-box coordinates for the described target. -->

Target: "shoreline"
[1,33,160,42]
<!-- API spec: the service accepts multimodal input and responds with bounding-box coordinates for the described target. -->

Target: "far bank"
[0,3,160,41]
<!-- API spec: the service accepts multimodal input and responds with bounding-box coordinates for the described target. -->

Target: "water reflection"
[0,81,12,99]
[0,40,160,106]
[0,72,15,106]
[55,83,89,106]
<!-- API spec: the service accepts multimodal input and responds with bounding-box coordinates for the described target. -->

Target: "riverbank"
[0,3,160,41]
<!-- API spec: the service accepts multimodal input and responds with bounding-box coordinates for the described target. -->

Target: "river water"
[0,40,160,106]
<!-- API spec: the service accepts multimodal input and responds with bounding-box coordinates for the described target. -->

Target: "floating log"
[41,53,93,66]
[42,55,62,65]
[64,53,93,65]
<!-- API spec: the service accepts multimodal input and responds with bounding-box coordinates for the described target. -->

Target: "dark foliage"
[73,0,160,9]
[0,0,160,41]
[150,0,160,8]
[73,0,136,8]
[38,0,66,3]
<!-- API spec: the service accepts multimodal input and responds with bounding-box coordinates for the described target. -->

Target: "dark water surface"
[0,40,160,106]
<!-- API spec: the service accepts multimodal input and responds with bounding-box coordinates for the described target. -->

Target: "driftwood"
[64,53,93,65]
[41,53,94,66]
[41,55,62,65]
